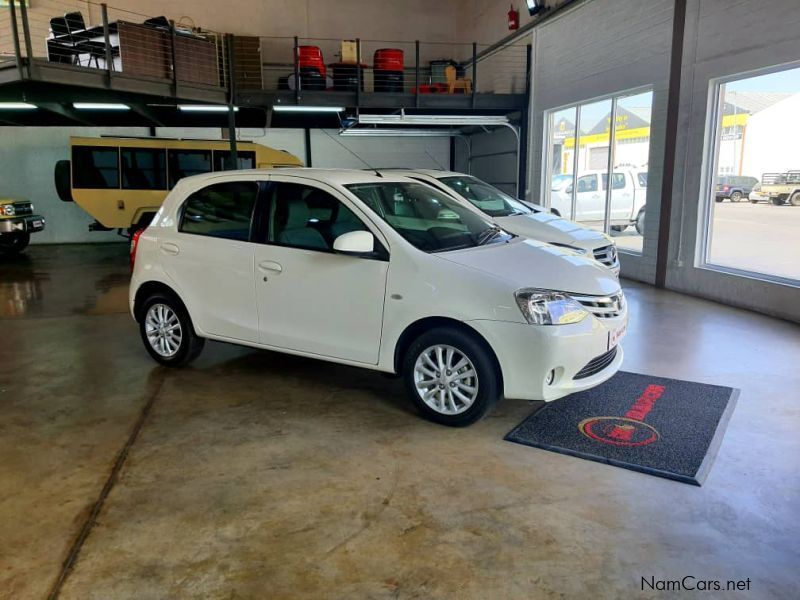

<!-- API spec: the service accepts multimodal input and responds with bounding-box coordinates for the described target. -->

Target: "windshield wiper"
[476,226,503,246]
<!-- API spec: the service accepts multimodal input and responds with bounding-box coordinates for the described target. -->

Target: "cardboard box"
[340,40,358,64]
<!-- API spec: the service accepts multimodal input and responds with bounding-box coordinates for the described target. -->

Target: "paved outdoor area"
[1,244,799,599]
[610,202,799,281]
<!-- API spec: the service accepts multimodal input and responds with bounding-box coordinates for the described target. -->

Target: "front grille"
[593,244,619,268]
[574,346,618,380]
[572,292,625,319]
[12,202,33,216]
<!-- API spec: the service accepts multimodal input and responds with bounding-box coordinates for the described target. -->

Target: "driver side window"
[266,182,368,252]
[577,175,597,193]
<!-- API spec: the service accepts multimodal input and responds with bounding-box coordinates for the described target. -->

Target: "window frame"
[177,179,262,242]
[212,149,257,172]
[71,145,121,190]
[120,147,168,191]
[696,64,800,287]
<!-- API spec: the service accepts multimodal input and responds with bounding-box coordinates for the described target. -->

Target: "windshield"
[551,174,572,191]
[346,181,513,253]
[437,176,531,217]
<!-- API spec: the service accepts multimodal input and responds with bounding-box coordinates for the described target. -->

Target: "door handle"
[160,242,179,255]
[258,260,283,273]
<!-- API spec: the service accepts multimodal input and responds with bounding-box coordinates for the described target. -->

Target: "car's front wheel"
[635,209,646,236]
[0,232,30,254]
[139,293,204,367]
[403,327,500,427]
[790,192,800,207]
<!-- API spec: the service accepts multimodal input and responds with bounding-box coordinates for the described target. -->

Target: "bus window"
[122,148,167,190]
[213,150,256,171]
[73,146,120,189]
[168,149,212,188]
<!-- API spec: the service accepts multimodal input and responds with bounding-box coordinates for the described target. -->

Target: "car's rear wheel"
[403,327,500,427]
[139,293,204,367]
[0,232,30,254]
[730,191,743,202]
[715,197,724,203]
[610,225,626,233]
[749,198,759,204]
[635,209,645,236]
[790,192,800,207]
[771,195,787,206]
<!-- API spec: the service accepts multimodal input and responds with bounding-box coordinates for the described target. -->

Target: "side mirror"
[333,230,374,255]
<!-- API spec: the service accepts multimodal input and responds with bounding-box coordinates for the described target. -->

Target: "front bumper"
[0,214,45,234]
[467,311,627,402]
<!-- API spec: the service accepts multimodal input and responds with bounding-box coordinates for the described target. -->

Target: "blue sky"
[727,67,800,93]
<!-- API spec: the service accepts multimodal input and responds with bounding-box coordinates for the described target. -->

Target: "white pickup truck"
[549,169,647,235]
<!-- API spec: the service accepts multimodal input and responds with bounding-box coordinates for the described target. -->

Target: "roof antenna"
[323,128,382,177]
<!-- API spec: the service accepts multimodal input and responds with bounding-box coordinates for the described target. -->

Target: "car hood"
[436,238,620,296]
[494,212,612,251]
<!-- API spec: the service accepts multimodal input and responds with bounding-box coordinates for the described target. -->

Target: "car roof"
[175,167,421,186]
[375,168,468,179]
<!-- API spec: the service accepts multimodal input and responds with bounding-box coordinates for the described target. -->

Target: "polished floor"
[1,244,798,599]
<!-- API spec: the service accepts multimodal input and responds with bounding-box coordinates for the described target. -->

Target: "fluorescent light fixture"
[272,105,344,113]
[178,105,239,112]
[358,114,509,126]
[0,102,36,110]
[73,102,130,110]
[340,128,462,138]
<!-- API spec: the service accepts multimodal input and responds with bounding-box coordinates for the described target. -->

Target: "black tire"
[635,209,645,236]
[715,197,724,203]
[771,196,787,206]
[730,191,743,202]
[790,192,800,207]
[402,326,500,427]
[749,198,759,204]
[138,292,204,367]
[0,232,30,254]
[550,208,561,217]
[610,225,625,233]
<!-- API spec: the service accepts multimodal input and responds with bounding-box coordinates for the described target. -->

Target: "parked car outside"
[130,169,627,426]
[759,171,800,206]
[549,169,647,235]
[715,175,759,203]
[748,182,769,204]
[0,197,45,255]
[378,169,619,275]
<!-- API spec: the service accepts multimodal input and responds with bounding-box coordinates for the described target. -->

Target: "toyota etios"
[130,169,627,426]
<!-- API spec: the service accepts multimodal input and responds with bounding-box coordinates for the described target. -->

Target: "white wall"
[527,0,673,284]
[309,131,448,170]
[741,94,800,178]
[667,0,800,322]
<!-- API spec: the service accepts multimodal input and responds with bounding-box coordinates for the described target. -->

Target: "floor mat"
[505,371,738,485]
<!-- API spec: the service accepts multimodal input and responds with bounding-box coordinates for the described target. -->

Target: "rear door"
[574,174,603,221]
[160,179,261,342]
[607,172,635,221]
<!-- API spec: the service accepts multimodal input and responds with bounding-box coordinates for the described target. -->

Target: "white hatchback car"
[130,169,627,426]
[381,169,620,274]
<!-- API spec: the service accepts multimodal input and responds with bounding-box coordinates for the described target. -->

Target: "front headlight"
[1,205,15,217]
[515,288,589,325]
[549,242,587,255]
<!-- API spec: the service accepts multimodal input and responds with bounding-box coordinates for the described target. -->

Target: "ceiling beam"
[128,103,165,126]
[36,102,93,125]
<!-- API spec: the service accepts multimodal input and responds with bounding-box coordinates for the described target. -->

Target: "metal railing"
[1,1,530,102]
[1,0,229,89]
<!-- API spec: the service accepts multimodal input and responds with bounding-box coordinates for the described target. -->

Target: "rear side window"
[168,150,212,188]
[121,148,167,190]
[179,181,259,241]
[601,173,626,190]
[213,150,256,171]
[72,146,119,189]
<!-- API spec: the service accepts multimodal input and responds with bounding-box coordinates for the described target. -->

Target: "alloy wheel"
[413,344,479,415]
[145,303,183,358]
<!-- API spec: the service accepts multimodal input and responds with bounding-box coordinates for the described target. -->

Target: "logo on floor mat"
[578,384,665,447]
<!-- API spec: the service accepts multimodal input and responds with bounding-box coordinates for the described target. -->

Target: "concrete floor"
[1,244,798,599]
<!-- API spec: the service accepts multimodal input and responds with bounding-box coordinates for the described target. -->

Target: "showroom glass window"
[544,89,653,253]
[72,146,120,189]
[168,149,212,188]
[266,182,367,252]
[121,148,167,190]
[702,65,800,284]
[179,181,258,241]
